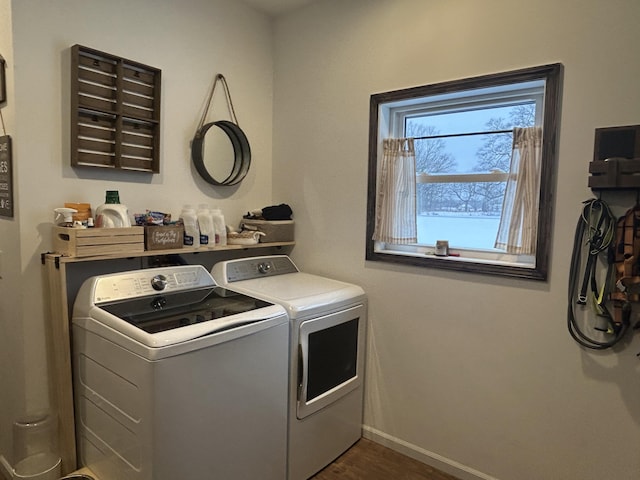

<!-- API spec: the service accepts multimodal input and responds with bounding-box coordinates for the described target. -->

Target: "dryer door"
[297,304,366,419]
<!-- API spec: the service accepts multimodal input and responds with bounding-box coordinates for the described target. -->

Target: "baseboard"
[362,425,500,480]
[0,455,13,480]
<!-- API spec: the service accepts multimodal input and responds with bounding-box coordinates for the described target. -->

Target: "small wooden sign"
[145,225,184,250]
[0,135,13,218]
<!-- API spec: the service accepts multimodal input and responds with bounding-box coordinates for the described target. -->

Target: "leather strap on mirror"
[197,73,240,131]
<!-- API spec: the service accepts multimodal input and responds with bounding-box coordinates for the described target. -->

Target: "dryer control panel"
[218,255,299,282]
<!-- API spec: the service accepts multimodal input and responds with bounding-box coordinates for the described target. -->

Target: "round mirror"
[203,125,235,181]
[191,120,251,186]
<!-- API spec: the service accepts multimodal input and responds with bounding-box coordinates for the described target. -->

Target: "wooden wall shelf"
[51,240,295,265]
[70,45,161,173]
[588,157,640,189]
[589,124,640,190]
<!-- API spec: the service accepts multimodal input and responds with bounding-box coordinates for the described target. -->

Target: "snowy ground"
[417,214,500,249]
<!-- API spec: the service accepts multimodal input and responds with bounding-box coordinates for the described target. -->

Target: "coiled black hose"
[567,198,629,349]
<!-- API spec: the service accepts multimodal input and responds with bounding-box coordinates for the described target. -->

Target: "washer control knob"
[257,262,271,275]
[151,274,168,291]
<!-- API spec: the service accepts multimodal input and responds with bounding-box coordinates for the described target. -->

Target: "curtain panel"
[495,126,543,254]
[372,138,417,244]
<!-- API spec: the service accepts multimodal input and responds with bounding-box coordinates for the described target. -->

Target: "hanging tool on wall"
[572,123,640,354]
[567,198,638,351]
[609,201,640,355]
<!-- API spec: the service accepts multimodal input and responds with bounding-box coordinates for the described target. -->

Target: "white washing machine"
[71,265,289,480]
[211,255,367,480]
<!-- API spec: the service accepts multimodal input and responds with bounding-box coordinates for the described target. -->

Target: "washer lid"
[98,286,274,333]
[73,265,287,347]
[82,287,286,348]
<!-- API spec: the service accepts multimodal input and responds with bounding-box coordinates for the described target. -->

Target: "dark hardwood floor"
[311,438,462,480]
[0,438,462,480]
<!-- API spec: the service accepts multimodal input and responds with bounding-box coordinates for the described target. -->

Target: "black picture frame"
[0,55,5,104]
[0,135,13,218]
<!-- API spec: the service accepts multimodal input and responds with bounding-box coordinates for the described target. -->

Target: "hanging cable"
[567,198,629,350]
[0,109,6,136]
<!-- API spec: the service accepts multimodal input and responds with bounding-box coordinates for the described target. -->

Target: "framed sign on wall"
[0,55,6,104]
[0,135,13,218]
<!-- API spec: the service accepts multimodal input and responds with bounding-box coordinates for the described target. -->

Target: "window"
[366,64,562,280]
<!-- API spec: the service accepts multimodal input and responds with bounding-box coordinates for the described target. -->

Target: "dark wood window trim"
[366,63,563,281]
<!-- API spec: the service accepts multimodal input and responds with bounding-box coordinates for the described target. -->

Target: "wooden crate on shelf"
[239,219,295,243]
[53,226,144,257]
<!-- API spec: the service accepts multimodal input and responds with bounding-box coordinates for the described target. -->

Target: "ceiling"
[241,0,318,16]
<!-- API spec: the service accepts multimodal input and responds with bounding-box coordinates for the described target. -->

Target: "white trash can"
[12,414,61,480]
[13,453,61,480]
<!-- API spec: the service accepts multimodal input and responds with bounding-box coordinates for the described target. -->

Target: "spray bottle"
[54,208,78,227]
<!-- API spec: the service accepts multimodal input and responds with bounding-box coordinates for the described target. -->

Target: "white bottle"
[95,190,132,228]
[179,205,200,248]
[197,204,215,248]
[211,207,227,246]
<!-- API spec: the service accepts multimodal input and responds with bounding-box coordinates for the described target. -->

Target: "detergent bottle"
[197,204,215,248]
[95,191,132,228]
[211,207,227,246]
[179,204,200,248]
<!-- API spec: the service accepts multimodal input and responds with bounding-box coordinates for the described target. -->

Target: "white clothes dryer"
[211,255,367,480]
[72,265,289,480]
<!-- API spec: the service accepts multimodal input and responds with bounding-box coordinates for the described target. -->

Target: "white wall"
[3,0,640,478]
[273,1,640,479]
[0,0,24,470]
[0,0,275,469]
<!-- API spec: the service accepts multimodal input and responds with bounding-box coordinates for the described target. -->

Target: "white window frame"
[366,64,563,280]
